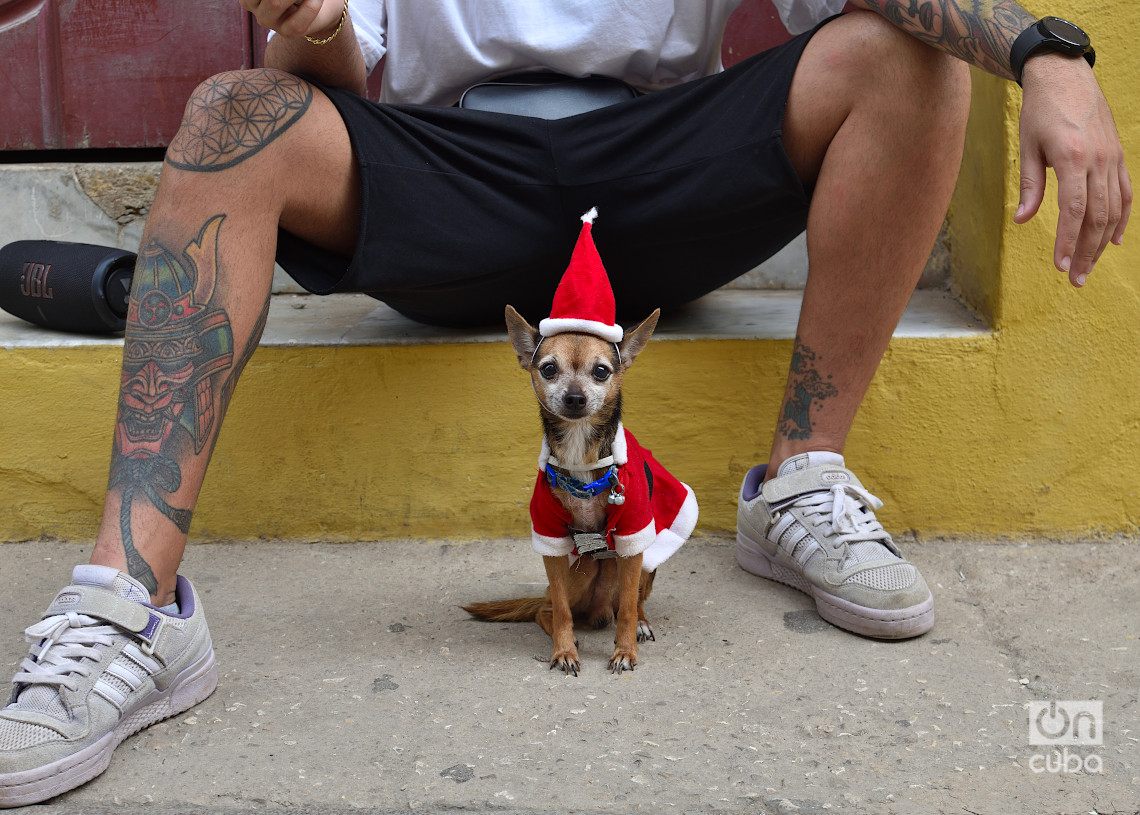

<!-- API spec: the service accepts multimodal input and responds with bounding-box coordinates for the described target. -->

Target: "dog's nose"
[563,391,587,410]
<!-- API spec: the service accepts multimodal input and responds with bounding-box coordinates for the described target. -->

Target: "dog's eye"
[540,362,558,379]
[592,365,611,382]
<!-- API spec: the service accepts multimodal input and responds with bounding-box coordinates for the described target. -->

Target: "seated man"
[0,0,1129,806]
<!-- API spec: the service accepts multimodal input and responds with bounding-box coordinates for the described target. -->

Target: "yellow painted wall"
[2,0,1138,543]
[3,336,1005,543]
[992,0,1140,532]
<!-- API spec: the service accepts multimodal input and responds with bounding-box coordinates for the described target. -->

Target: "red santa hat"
[538,207,623,343]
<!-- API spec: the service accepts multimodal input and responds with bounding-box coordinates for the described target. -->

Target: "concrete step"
[1,289,989,542]
[0,161,951,293]
[0,161,815,293]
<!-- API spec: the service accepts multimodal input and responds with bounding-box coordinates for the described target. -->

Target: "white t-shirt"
[339,0,845,105]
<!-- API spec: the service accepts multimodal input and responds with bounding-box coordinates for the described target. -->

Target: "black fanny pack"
[457,73,638,119]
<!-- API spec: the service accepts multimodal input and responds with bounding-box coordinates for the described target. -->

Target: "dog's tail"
[462,596,547,622]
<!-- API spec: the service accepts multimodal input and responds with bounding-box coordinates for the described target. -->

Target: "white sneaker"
[0,565,217,807]
[737,452,934,639]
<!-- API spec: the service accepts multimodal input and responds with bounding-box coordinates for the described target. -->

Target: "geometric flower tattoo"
[165,71,313,173]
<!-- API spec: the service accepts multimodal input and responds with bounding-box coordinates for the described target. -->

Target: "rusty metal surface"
[2,0,803,151]
[1,0,253,150]
[722,0,794,67]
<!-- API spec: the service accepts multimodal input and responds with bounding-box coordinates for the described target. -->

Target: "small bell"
[607,486,626,505]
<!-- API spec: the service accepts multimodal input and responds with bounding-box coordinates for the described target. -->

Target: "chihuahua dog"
[464,303,696,674]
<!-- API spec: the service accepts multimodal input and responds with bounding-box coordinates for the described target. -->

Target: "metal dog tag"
[573,531,616,559]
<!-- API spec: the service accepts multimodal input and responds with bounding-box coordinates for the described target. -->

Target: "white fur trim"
[613,518,656,558]
[642,527,684,572]
[538,317,623,343]
[549,454,615,471]
[531,529,575,557]
[538,426,622,471]
[641,483,698,571]
[672,482,700,541]
[612,423,628,465]
[581,206,598,224]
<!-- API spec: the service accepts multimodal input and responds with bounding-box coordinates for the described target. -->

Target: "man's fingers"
[244,0,319,36]
[276,0,320,37]
[1017,56,1130,288]
[1052,161,1086,283]
[1060,119,1129,285]
[1071,156,1110,280]
[1115,162,1134,246]
[1094,160,1124,264]
[1016,149,1047,225]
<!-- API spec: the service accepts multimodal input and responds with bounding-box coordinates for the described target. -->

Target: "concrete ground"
[0,534,1136,815]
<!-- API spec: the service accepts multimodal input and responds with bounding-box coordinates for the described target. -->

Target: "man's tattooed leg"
[91,65,354,597]
[778,339,838,442]
[108,215,235,591]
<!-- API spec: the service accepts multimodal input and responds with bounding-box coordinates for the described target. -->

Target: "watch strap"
[1010,18,1095,86]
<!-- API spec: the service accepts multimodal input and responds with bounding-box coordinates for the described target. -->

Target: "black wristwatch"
[1010,16,1096,86]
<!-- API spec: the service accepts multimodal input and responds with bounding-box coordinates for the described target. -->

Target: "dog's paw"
[608,650,638,674]
[636,621,655,642]
[550,651,581,676]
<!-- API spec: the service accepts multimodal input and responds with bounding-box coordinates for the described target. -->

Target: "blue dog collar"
[545,464,619,500]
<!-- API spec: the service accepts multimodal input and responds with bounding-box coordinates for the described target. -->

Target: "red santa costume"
[527,209,698,572]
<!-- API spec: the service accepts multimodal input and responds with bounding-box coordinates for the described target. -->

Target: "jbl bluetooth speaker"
[0,241,136,334]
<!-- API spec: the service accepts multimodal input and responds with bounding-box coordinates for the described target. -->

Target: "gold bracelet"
[305,0,348,45]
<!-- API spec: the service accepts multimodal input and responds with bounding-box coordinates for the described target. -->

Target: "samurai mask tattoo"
[109,215,234,593]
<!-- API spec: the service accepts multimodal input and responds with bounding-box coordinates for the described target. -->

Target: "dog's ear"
[617,308,660,369]
[505,305,541,369]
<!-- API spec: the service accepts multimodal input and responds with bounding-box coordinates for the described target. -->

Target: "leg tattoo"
[111,457,192,594]
[778,339,838,441]
[110,215,235,591]
[165,70,313,172]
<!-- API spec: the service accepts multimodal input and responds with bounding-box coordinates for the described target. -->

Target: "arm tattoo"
[778,340,838,441]
[166,70,314,172]
[109,215,235,591]
[859,0,1036,77]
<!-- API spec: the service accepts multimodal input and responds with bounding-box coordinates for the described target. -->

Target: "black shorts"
[276,19,829,327]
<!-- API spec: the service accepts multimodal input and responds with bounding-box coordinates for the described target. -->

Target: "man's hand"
[1016,53,1132,287]
[244,0,366,95]
[241,0,344,40]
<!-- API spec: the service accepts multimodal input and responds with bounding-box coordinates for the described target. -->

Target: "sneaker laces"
[790,483,895,567]
[10,613,118,697]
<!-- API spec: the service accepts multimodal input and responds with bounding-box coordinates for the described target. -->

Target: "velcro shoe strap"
[761,465,865,507]
[45,586,161,645]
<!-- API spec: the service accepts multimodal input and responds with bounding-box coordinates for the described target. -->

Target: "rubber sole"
[736,532,934,639]
[0,646,218,808]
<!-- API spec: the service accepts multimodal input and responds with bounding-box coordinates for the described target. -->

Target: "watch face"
[1039,16,1091,50]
